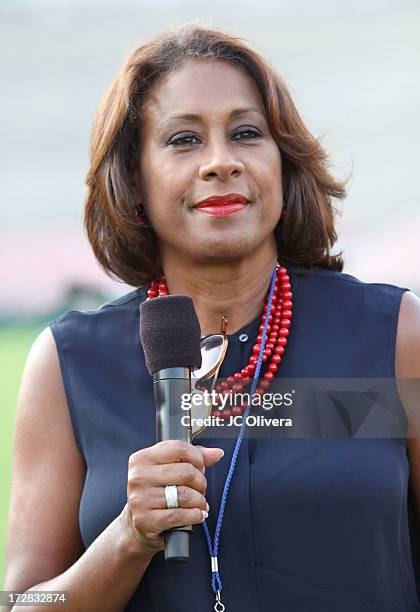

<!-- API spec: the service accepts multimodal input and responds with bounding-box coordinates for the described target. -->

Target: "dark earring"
[133,204,149,227]
[280,199,288,221]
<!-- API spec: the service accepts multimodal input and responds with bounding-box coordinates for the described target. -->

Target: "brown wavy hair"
[84,22,350,288]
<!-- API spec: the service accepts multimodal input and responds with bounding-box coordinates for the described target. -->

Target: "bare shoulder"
[3,326,86,593]
[396,290,420,378]
[12,326,85,458]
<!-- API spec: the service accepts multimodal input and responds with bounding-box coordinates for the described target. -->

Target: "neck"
[158,242,279,337]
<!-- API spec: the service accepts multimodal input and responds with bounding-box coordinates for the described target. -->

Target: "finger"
[139,440,207,472]
[194,445,225,467]
[149,507,208,533]
[153,485,209,511]
[148,462,207,495]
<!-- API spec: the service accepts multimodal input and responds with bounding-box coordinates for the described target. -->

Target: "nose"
[198,138,244,182]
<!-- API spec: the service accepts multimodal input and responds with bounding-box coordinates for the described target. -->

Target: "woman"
[4,23,420,611]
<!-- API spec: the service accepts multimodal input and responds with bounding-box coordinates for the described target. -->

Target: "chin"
[197,238,255,262]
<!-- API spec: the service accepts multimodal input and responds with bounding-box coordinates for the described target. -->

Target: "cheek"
[258,164,283,206]
[143,157,189,204]
[256,145,282,186]
[145,181,189,232]
[257,153,283,224]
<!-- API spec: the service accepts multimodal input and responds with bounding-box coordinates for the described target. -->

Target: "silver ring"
[164,484,179,509]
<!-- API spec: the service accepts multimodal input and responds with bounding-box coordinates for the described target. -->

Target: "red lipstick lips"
[194,193,249,217]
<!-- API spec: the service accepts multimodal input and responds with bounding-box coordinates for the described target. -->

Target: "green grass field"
[0,324,45,588]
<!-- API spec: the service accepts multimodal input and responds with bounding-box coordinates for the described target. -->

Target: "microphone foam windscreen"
[139,295,202,375]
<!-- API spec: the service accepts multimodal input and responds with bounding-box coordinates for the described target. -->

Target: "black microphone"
[139,295,202,562]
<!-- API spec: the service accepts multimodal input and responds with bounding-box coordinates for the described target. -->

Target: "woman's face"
[138,59,283,263]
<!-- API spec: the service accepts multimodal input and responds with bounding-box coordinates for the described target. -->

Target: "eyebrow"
[161,107,266,128]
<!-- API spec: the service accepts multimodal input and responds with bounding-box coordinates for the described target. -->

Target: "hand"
[124,440,225,558]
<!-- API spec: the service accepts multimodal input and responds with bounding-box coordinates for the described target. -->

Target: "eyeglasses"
[190,315,229,437]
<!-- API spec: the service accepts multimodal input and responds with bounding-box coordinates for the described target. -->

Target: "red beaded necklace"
[146,263,293,419]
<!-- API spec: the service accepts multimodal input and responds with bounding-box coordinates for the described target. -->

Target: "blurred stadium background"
[1,0,419,586]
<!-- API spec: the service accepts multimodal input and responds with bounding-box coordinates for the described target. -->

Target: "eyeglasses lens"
[192,334,226,381]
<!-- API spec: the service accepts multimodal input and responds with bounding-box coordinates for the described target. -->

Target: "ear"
[130,170,145,205]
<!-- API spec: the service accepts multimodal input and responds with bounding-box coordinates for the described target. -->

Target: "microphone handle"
[153,367,193,562]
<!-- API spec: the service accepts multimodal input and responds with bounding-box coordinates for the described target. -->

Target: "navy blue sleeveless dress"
[49,262,420,611]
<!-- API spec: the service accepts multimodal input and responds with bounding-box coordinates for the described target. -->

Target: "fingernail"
[215,448,224,458]
[205,501,210,512]
[201,510,209,521]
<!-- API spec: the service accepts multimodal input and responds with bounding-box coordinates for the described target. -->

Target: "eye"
[166,127,263,147]
[167,133,200,147]
[232,128,262,140]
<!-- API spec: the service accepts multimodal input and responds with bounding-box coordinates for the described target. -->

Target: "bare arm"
[396,291,420,520]
[3,327,154,612]
[3,326,223,612]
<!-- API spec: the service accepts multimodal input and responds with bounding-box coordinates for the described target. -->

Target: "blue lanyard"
[201,261,279,612]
